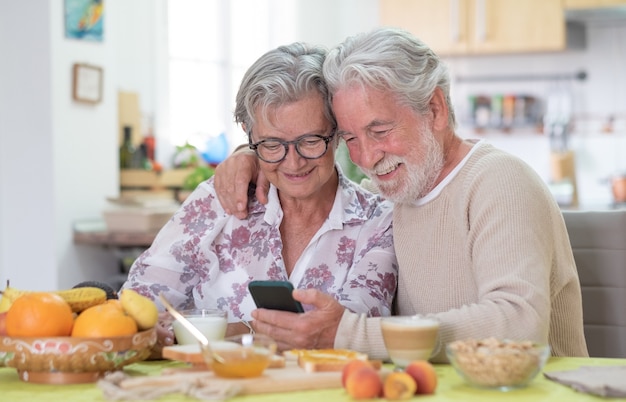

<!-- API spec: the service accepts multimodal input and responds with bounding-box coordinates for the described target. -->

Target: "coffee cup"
[172,308,228,345]
[381,315,440,368]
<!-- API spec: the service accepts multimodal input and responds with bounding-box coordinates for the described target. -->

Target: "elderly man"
[213,27,588,362]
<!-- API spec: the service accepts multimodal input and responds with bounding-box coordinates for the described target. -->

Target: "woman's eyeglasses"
[248,132,335,163]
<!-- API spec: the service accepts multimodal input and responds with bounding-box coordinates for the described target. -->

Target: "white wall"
[52,0,122,288]
[0,2,57,289]
[0,0,119,290]
[295,0,379,47]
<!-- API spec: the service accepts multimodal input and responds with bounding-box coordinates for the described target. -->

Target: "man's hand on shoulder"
[213,146,268,219]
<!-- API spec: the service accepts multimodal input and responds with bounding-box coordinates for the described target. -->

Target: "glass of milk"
[172,308,228,345]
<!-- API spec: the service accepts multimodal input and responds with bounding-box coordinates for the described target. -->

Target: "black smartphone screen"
[248,280,304,313]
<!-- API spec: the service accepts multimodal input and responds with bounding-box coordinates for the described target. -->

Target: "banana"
[56,287,108,313]
[0,281,107,313]
[73,280,118,300]
[119,289,159,330]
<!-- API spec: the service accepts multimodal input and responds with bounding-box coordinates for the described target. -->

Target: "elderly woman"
[121,42,397,352]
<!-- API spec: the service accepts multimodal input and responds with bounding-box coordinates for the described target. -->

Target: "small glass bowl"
[201,333,277,378]
[446,338,550,391]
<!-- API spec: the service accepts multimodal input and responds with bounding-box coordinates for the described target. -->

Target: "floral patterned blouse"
[122,165,397,323]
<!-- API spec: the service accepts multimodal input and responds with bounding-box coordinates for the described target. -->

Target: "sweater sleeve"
[334,310,389,360]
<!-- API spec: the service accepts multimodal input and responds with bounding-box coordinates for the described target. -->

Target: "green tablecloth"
[2,357,625,401]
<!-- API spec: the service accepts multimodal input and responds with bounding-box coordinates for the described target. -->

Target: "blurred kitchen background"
[1,0,625,290]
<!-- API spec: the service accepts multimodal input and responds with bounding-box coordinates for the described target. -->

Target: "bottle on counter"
[119,126,135,169]
[132,143,152,170]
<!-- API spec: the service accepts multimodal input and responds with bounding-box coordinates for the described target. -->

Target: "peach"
[383,371,417,400]
[342,359,374,388]
[405,360,438,395]
[345,366,382,399]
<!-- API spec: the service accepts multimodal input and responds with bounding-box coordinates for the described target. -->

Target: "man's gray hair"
[323,27,456,128]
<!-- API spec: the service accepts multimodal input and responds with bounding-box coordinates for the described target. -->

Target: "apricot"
[383,371,417,400]
[345,366,382,399]
[342,359,374,388]
[405,360,438,395]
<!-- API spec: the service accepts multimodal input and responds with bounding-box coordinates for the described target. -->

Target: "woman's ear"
[429,87,449,131]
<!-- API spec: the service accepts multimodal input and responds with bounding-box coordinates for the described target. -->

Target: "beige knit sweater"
[334,142,589,362]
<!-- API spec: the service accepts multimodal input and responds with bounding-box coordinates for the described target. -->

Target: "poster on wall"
[64,0,104,42]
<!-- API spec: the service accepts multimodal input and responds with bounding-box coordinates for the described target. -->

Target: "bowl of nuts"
[446,337,550,391]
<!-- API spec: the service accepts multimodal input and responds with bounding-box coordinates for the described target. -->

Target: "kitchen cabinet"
[379,0,566,55]
[564,0,626,8]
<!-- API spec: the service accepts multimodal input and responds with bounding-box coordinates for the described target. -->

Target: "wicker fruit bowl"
[0,328,156,384]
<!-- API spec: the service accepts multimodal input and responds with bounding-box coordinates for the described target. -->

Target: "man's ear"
[429,87,449,131]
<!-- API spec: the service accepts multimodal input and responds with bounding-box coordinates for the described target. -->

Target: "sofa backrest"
[562,210,626,358]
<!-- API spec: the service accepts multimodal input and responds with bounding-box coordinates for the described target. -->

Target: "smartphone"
[248,280,304,313]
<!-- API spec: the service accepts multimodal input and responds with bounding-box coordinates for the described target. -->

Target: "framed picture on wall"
[72,63,103,104]
[64,0,104,42]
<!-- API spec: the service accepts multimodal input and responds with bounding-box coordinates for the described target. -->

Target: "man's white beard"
[364,125,444,204]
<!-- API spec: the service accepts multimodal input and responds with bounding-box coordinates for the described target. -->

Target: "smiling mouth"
[375,162,400,177]
[285,167,314,178]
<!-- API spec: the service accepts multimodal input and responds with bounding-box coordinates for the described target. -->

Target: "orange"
[6,292,74,337]
[71,301,137,337]
[104,299,124,310]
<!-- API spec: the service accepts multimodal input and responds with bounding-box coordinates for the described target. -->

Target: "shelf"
[120,168,193,190]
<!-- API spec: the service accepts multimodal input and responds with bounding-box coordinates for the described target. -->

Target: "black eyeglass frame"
[248,131,336,163]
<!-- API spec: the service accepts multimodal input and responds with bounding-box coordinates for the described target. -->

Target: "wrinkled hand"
[213,147,270,219]
[250,289,345,351]
[149,312,175,360]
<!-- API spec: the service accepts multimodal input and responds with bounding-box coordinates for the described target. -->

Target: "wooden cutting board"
[206,364,341,394]
[162,344,213,366]
[160,345,345,395]
[162,344,286,368]
[119,366,343,395]
[156,346,342,395]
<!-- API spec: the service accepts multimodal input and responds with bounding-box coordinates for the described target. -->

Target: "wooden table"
[73,219,157,248]
[1,357,625,401]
